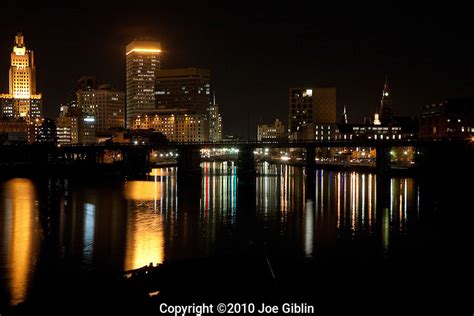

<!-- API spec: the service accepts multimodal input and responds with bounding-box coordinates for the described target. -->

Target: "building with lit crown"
[126,39,161,128]
[0,33,42,124]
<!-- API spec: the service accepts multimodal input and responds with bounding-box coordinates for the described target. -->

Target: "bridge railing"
[30,138,470,149]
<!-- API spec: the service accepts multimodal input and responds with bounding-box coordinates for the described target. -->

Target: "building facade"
[56,116,79,144]
[0,33,42,124]
[257,119,285,141]
[126,40,161,128]
[288,87,336,135]
[77,83,125,131]
[338,122,417,141]
[0,118,29,142]
[297,123,340,141]
[155,68,211,113]
[55,104,95,144]
[420,98,474,140]
[132,109,209,142]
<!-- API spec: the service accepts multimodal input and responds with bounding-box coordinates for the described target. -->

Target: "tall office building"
[207,104,222,142]
[0,33,42,123]
[155,68,211,113]
[126,39,161,128]
[288,87,336,134]
[77,83,125,131]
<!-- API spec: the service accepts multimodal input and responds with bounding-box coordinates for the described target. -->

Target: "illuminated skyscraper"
[126,40,161,128]
[0,33,42,123]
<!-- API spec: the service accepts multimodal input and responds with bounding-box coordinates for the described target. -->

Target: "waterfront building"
[420,98,474,140]
[257,119,285,141]
[132,108,209,142]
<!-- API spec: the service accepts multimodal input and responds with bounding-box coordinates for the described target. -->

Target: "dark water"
[0,161,450,312]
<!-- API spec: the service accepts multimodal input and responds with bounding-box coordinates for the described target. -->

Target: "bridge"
[0,138,468,179]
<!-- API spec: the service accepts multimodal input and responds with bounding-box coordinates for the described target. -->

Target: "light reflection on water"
[0,162,420,307]
[0,178,39,306]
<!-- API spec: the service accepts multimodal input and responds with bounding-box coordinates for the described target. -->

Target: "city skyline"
[0,3,472,313]
[0,3,473,137]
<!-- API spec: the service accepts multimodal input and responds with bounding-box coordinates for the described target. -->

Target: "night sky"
[1,2,473,138]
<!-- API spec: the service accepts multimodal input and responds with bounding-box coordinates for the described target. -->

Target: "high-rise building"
[376,76,393,124]
[288,87,336,134]
[257,119,285,141]
[208,98,222,142]
[126,39,161,128]
[0,33,42,123]
[155,68,211,113]
[77,83,125,131]
[288,88,313,134]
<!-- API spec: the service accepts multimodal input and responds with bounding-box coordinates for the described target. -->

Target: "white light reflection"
[304,199,314,257]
